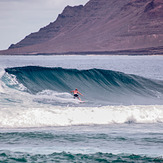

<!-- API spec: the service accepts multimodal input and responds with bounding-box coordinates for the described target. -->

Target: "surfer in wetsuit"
[71,88,83,101]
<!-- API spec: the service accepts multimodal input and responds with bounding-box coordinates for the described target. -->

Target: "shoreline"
[1,54,163,56]
[0,46,163,56]
[0,52,163,56]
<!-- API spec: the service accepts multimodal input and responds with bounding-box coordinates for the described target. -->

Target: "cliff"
[1,0,163,55]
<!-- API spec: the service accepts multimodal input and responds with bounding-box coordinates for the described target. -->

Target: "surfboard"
[79,101,85,103]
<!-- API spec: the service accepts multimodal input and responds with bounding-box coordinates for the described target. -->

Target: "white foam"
[35,90,80,105]
[0,69,5,93]
[0,105,163,128]
[3,72,27,91]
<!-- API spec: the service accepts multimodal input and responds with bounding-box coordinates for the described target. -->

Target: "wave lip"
[3,66,163,105]
[0,105,163,128]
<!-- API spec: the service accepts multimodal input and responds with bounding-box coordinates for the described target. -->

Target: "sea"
[0,55,163,163]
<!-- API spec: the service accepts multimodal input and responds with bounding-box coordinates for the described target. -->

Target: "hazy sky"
[0,0,89,50]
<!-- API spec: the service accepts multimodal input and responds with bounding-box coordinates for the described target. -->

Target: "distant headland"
[0,0,163,55]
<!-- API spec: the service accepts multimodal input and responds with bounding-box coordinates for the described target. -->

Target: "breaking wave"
[0,66,163,128]
[0,105,163,128]
[3,66,163,105]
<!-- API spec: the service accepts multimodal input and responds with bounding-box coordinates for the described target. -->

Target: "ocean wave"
[0,150,163,162]
[2,66,163,105]
[0,105,163,128]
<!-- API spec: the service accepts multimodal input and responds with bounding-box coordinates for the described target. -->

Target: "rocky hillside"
[1,0,163,55]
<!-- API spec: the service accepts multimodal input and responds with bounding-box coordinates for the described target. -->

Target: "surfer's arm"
[78,91,83,96]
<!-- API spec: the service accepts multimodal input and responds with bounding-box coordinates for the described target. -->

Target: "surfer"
[71,88,83,101]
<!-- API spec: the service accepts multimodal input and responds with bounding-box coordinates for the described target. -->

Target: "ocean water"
[0,55,163,162]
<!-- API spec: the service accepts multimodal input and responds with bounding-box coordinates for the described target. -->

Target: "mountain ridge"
[0,0,163,55]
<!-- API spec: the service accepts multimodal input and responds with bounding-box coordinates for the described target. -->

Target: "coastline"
[0,46,163,56]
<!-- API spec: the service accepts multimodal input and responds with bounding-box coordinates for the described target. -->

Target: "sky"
[0,0,89,50]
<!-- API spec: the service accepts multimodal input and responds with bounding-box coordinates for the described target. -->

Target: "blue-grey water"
[0,55,163,162]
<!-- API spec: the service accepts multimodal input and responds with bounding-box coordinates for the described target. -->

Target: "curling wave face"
[3,66,163,105]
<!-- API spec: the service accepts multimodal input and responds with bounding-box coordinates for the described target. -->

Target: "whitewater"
[0,55,163,162]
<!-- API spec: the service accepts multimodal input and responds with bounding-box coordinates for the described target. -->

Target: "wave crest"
[3,66,163,105]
